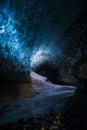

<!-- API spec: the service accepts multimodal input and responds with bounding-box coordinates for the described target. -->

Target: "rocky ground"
[0,109,72,130]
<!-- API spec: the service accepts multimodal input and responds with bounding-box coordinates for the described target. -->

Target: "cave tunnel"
[0,0,87,84]
[0,0,87,129]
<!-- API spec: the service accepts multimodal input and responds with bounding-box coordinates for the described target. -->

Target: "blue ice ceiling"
[0,0,87,72]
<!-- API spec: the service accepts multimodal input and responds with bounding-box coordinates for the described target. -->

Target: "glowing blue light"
[0,0,60,72]
[0,2,30,71]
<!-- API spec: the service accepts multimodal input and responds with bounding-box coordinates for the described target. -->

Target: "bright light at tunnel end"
[30,49,55,69]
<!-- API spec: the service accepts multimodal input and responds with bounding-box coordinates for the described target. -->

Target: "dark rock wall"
[59,10,87,130]
[58,10,87,84]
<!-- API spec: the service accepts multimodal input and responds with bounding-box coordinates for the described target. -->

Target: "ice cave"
[0,0,87,129]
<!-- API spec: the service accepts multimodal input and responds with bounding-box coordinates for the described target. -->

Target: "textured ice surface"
[30,50,53,68]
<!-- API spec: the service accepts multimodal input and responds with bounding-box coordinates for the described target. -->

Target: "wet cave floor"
[0,71,77,130]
